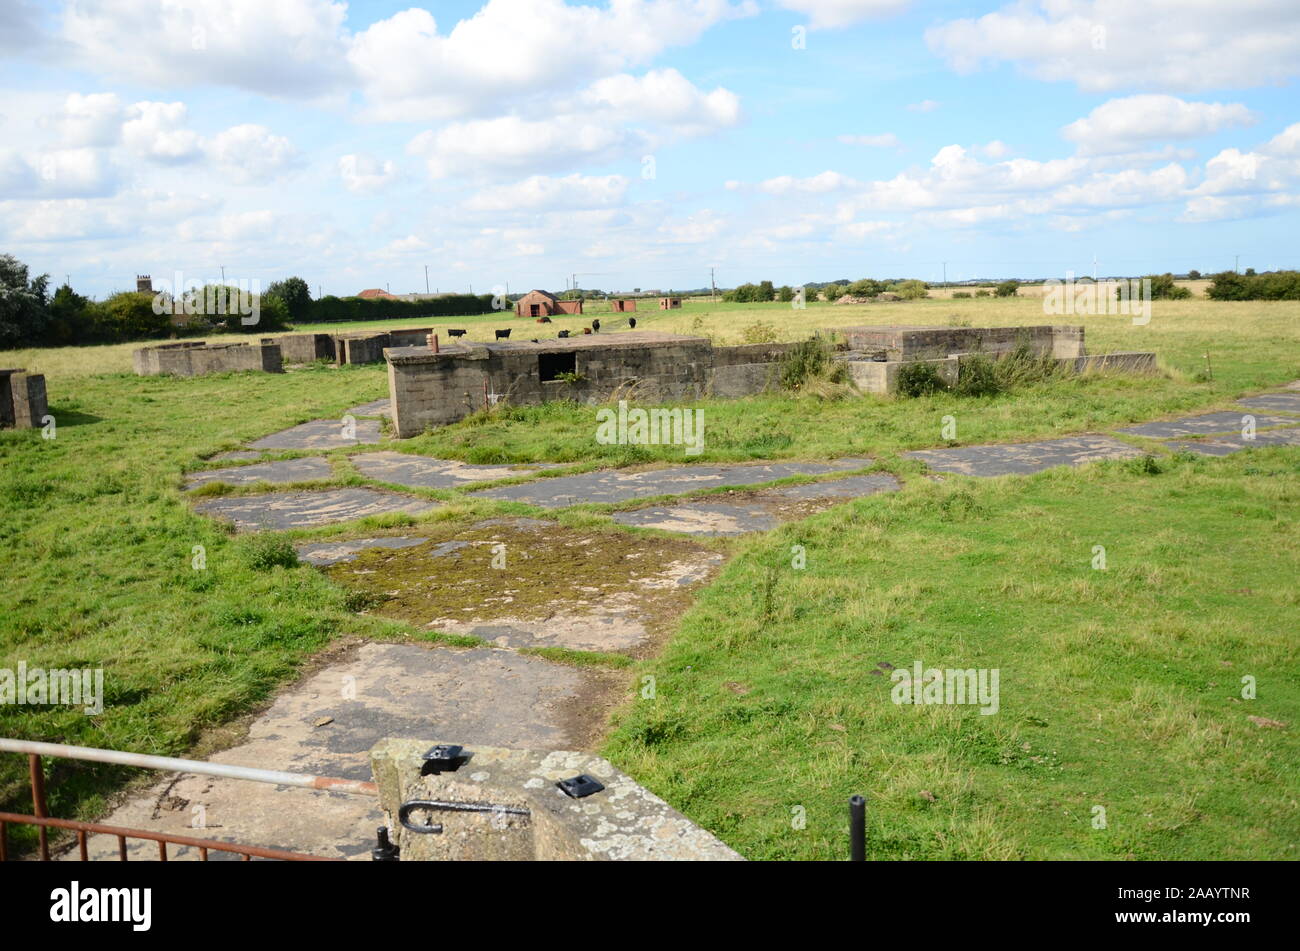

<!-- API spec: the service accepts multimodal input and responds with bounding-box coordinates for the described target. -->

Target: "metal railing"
[0,738,377,862]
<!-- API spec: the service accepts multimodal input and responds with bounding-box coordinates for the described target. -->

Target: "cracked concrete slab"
[1235,393,1300,414]
[60,641,618,861]
[248,418,383,450]
[324,518,722,654]
[351,450,558,489]
[1166,426,1300,456]
[208,450,263,462]
[1116,411,1296,438]
[468,457,874,508]
[295,536,435,566]
[610,473,901,536]
[905,436,1143,477]
[185,456,333,489]
[345,398,391,416]
[193,488,437,531]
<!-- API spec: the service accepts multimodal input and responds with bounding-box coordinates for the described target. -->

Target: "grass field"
[0,296,1296,858]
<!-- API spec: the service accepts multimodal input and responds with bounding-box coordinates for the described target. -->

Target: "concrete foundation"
[0,368,48,429]
[371,738,742,861]
[133,340,283,377]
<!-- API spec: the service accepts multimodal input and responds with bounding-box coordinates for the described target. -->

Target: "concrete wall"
[277,333,335,364]
[371,739,742,861]
[133,340,283,377]
[839,325,1085,361]
[387,333,715,437]
[0,368,48,429]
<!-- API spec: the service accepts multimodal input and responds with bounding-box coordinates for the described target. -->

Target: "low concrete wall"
[0,368,48,429]
[839,325,1084,361]
[371,739,742,861]
[1061,351,1158,374]
[277,333,335,364]
[846,356,960,394]
[133,340,283,377]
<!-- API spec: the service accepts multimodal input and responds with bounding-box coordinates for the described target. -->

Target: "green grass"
[0,298,1296,858]
[602,453,1300,859]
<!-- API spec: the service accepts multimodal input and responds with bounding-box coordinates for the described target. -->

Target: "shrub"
[779,335,846,390]
[1206,270,1300,301]
[0,254,50,348]
[896,360,948,397]
[94,291,172,341]
[991,340,1060,389]
[1144,273,1192,300]
[237,534,299,571]
[995,281,1019,297]
[953,354,1001,397]
[740,320,779,344]
[891,279,929,300]
[952,291,972,299]
[848,278,886,297]
[974,289,992,298]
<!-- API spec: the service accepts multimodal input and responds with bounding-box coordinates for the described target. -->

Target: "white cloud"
[409,115,638,180]
[62,0,349,97]
[1062,95,1257,155]
[47,93,123,147]
[838,133,899,148]
[210,124,299,184]
[927,1,1300,92]
[906,99,940,112]
[464,174,629,212]
[775,0,910,30]
[0,147,118,199]
[338,154,398,193]
[757,170,858,194]
[348,0,754,121]
[576,69,740,134]
[122,101,204,163]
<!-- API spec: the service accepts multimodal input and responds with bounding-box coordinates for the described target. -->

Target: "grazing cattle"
[447,328,467,339]
[628,317,637,329]
[495,329,511,340]
[536,316,552,323]
[581,327,592,334]
[557,330,570,338]
[591,318,601,333]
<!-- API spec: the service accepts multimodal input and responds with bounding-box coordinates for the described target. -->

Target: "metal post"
[29,754,49,861]
[849,794,866,861]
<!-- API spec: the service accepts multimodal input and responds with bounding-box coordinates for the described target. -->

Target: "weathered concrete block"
[371,738,742,861]
[9,372,48,428]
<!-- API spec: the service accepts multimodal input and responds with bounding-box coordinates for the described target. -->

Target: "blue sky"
[2,0,1298,297]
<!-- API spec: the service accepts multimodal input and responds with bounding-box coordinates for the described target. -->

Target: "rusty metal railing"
[1,738,378,862]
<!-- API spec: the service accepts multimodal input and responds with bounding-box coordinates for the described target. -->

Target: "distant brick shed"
[513,289,583,318]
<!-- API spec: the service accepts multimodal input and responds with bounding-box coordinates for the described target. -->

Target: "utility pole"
[1093,254,1097,281]
[710,267,717,301]
[424,265,429,294]
[942,262,947,284]
[220,265,225,283]
[1234,254,1240,274]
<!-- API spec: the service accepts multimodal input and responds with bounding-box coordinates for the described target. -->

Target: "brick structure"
[277,332,336,364]
[609,299,637,312]
[136,275,153,294]
[658,297,682,309]
[133,340,283,377]
[0,368,49,429]
[513,289,583,318]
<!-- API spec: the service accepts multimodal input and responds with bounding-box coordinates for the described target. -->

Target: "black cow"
[447,328,467,338]
[591,318,600,333]
[495,328,511,340]
[557,330,570,338]
[627,317,637,329]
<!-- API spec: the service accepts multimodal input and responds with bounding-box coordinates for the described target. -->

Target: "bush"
[995,281,1019,297]
[1145,273,1192,300]
[1206,270,1300,301]
[953,354,1001,397]
[779,335,846,390]
[896,361,948,397]
[740,320,778,344]
[974,289,992,298]
[264,276,312,322]
[952,291,972,299]
[237,534,299,571]
[94,291,173,341]
[0,254,50,348]
[848,278,886,297]
[891,279,929,300]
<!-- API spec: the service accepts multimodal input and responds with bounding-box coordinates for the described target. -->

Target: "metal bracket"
[556,775,605,799]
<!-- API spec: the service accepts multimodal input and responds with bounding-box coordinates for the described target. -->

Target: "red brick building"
[514,289,583,317]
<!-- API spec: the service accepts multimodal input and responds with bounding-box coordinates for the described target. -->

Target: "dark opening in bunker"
[539,351,577,382]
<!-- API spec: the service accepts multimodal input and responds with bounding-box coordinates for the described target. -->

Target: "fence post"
[29,754,49,861]
[849,794,866,862]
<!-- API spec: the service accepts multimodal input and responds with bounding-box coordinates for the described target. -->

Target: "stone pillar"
[2,370,48,429]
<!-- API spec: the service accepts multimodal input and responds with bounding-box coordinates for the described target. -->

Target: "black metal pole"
[849,795,866,861]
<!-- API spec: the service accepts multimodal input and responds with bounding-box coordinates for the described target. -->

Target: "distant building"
[357,288,399,300]
[513,289,583,318]
[610,299,636,312]
[137,274,153,293]
[659,297,682,310]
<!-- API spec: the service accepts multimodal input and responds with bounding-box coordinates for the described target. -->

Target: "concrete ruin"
[371,739,741,860]
[132,340,284,377]
[838,324,1155,394]
[385,331,792,437]
[0,367,49,429]
[382,324,1156,435]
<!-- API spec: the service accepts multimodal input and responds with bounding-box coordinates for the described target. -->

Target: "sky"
[1,0,1298,298]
